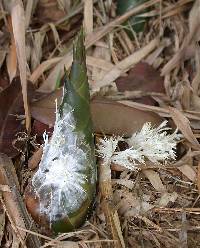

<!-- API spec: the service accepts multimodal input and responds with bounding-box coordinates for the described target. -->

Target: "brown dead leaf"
[161,0,200,76]
[142,169,166,192]
[116,62,165,105]
[29,55,113,86]
[6,16,17,83]
[191,94,200,111]
[0,154,26,247]
[92,38,159,92]
[156,192,178,207]
[118,100,200,122]
[11,0,30,131]
[0,77,34,157]
[30,31,45,72]
[85,0,159,48]
[29,57,62,84]
[55,241,79,248]
[36,0,66,23]
[28,146,43,170]
[24,0,36,28]
[91,100,163,136]
[0,72,9,92]
[91,42,112,82]
[0,153,41,247]
[39,0,160,93]
[114,190,153,217]
[0,204,5,246]
[197,162,200,194]
[188,0,200,42]
[30,89,62,127]
[30,89,163,136]
[177,164,197,182]
[84,0,93,35]
[113,179,135,190]
[169,107,200,150]
[0,50,7,71]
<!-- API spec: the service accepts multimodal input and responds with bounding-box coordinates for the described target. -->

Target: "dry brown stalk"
[99,161,125,248]
[0,153,41,247]
[11,0,31,132]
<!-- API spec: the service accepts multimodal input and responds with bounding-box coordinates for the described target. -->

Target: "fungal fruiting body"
[31,30,96,233]
[97,121,181,169]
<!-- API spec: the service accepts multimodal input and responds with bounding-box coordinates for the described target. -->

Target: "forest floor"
[1,0,200,247]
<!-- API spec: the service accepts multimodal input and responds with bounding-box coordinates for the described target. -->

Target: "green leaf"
[117,0,148,33]
[55,70,62,89]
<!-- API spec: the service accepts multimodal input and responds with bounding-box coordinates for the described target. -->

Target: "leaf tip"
[73,27,86,63]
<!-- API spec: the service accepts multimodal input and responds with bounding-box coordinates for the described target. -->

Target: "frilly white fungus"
[97,121,181,169]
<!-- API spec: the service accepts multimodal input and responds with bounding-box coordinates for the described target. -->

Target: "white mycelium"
[32,102,88,223]
[97,121,181,169]
[128,121,180,163]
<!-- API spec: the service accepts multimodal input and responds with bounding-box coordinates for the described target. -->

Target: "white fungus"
[97,121,181,169]
[32,103,89,223]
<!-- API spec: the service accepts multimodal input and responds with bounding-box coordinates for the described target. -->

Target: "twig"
[99,161,125,248]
